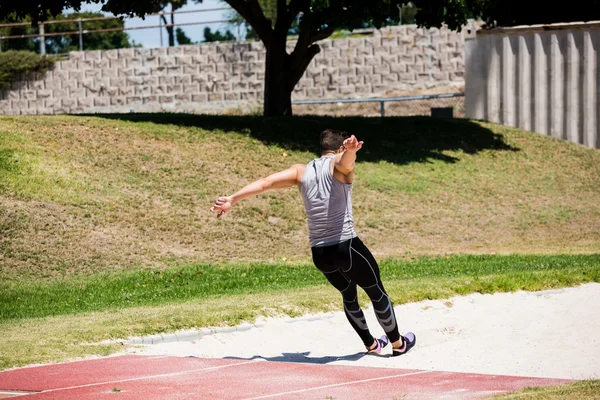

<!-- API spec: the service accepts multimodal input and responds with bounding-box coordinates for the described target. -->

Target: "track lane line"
[29,360,261,395]
[242,370,434,399]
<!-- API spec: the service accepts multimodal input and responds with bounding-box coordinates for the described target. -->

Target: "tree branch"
[290,44,320,90]
[288,0,312,71]
[224,0,272,44]
[274,0,294,37]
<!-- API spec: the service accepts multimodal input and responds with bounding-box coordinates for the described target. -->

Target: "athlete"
[210,129,416,356]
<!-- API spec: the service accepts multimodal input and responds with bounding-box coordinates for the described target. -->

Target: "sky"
[66,0,239,48]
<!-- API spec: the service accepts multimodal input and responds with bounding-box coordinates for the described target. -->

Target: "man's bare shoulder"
[291,163,306,184]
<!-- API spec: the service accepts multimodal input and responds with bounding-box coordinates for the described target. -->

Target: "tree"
[0,12,133,54]
[203,26,235,42]
[176,27,194,44]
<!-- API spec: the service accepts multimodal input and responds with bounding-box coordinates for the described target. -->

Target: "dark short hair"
[320,129,350,154]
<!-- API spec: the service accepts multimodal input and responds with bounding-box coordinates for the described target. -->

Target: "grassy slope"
[1,114,599,282]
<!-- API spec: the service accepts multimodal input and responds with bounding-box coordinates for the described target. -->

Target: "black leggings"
[311,236,401,346]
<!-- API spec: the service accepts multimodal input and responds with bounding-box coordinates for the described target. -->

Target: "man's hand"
[343,135,364,152]
[210,196,233,218]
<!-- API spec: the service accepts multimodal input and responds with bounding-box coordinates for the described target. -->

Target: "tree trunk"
[161,15,175,47]
[263,37,292,117]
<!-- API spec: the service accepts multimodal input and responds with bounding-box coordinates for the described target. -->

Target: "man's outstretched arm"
[210,164,304,218]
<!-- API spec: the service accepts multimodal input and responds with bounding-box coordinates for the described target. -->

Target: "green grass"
[1,114,599,282]
[1,254,598,322]
[489,379,600,399]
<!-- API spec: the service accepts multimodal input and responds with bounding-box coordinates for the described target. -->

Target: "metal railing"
[292,92,465,117]
[0,7,234,53]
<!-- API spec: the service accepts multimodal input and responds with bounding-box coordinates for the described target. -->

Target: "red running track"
[0,355,572,399]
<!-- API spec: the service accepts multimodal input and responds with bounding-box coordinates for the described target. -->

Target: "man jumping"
[210,129,416,356]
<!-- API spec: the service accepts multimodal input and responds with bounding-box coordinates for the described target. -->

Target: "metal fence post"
[380,101,385,117]
[159,16,163,47]
[39,23,46,54]
[78,19,83,51]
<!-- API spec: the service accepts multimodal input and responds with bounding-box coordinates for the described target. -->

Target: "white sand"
[125,283,600,380]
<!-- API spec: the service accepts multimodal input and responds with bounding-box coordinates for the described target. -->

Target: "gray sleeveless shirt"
[299,155,357,247]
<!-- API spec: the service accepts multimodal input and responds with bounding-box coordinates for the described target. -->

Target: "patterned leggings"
[311,236,401,346]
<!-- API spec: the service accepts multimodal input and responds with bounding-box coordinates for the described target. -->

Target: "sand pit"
[125,283,600,380]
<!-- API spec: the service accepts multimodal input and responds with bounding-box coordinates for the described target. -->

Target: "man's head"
[320,129,350,155]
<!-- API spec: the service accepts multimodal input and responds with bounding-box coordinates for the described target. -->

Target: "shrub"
[0,50,57,91]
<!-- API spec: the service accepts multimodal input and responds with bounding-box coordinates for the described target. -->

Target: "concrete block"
[77,97,93,108]
[184,84,199,93]
[85,69,102,78]
[127,96,143,104]
[153,85,168,95]
[364,56,382,66]
[381,73,399,84]
[135,67,152,76]
[172,76,191,85]
[120,86,134,96]
[167,47,184,56]
[135,86,151,96]
[119,69,135,77]
[85,50,102,61]
[177,56,194,66]
[199,63,216,73]
[216,63,230,73]
[94,97,110,107]
[152,48,168,57]
[208,93,223,101]
[69,71,84,80]
[224,92,239,101]
[390,63,407,74]
[183,45,201,55]
[348,75,362,85]
[433,72,450,80]
[111,97,126,106]
[160,56,177,66]
[110,58,127,69]
[373,64,390,74]
[240,91,258,100]
[191,93,208,102]
[37,90,52,98]
[363,74,382,84]
[183,65,199,75]
[399,72,416,81]
[45,98,61,109]
[21,91,37,100]
[450,71,464,81]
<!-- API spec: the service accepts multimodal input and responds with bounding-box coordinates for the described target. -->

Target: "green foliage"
[410,0,600,29]
[0,50,56,90]
[175,27,194,44]
[202,26,235,42]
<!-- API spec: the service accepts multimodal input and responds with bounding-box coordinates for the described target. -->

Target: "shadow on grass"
[87,113,519,165]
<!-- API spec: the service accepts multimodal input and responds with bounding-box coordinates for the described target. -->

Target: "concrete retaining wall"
[465,21,600,149]
[0,22,478,115]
